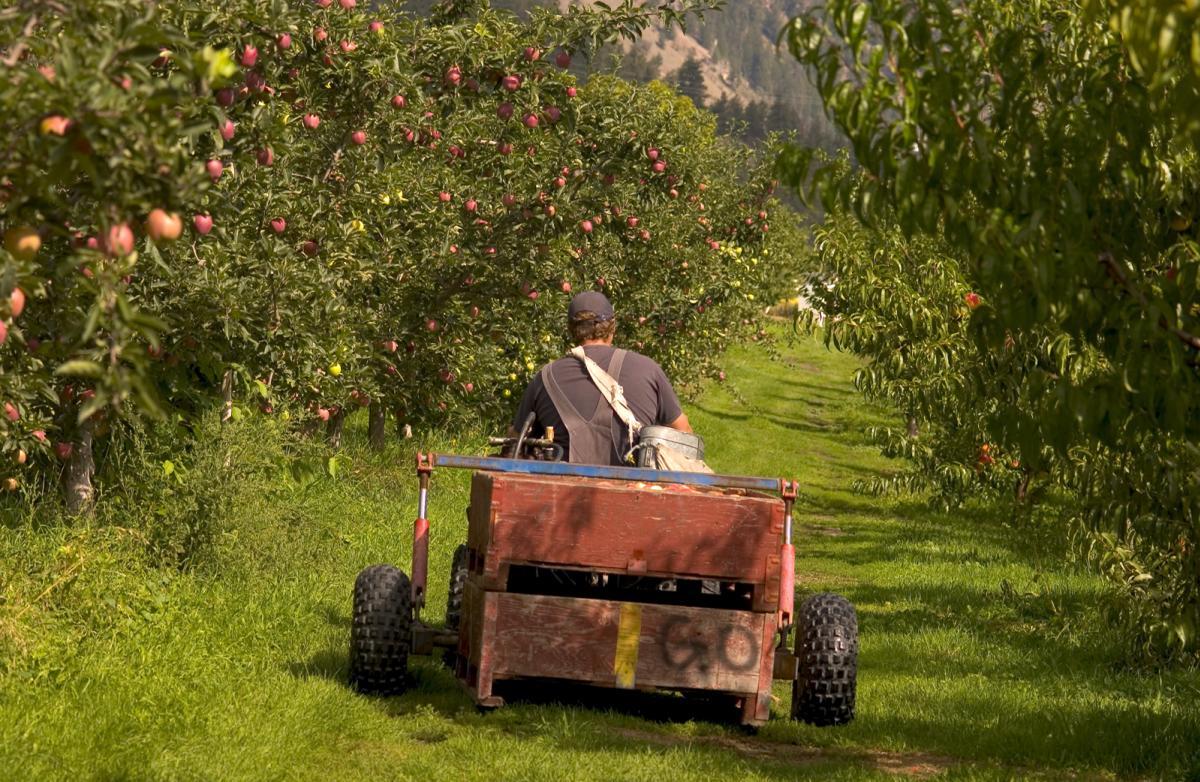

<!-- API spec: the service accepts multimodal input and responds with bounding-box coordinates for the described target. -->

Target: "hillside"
[404,0,843,151]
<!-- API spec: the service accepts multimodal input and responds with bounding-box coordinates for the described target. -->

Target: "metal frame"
[428,453,786,494]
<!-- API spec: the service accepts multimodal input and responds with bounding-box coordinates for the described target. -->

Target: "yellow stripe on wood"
[613,602,642,689]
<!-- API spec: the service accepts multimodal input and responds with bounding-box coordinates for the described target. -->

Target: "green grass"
[2,331,1198,781]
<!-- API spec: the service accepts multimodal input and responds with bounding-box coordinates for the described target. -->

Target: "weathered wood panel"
[466,472,784,602]
[482,592,773,696]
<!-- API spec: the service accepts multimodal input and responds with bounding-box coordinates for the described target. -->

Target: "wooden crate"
[465,471,785,611]
[456,584,776,725]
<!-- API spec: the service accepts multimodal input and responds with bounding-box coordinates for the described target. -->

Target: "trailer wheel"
[442,544,469,668]
[445,544,469,632]
[349,564,412,695]
[791,592,857,726]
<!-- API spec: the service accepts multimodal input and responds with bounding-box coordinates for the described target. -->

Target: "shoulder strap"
[568,346,643,435]
[541,364,589,429]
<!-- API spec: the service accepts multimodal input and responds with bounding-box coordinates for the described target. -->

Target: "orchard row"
[786,0,1200,657]
[0,0,803,510]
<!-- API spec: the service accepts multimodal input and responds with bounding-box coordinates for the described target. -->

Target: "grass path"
[2,333,1198,780]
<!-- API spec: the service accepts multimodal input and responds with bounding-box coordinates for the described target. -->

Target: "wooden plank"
[486,593,772,695]
[467,472,784,594]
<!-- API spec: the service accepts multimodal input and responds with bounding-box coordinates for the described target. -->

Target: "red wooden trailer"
[348,454,858,728]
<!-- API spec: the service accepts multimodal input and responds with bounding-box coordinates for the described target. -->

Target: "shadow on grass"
[691,403,835,437]
[287,645,348,682]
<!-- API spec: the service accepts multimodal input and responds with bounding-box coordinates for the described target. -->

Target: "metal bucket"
[635,426,705,468]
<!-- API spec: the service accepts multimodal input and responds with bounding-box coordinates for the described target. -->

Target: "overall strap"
[541,363,614,465]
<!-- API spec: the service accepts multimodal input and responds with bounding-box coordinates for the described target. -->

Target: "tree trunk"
[326,408,345,449]
[221,369,234,423]
[63,416,95,515]
[368,403,387,451]
[1015,472,1032,504]
[906,414,919,438]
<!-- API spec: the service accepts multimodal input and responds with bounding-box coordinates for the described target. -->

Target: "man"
[511,291,692,465]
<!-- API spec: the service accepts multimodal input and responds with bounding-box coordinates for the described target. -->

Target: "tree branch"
[1099,251,1200,352]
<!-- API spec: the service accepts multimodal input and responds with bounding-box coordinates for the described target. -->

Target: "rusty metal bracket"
[772,647,799,680]
[416,451,434,477]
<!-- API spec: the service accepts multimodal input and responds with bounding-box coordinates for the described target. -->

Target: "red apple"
[498,142,513,155]
[270,217,287,234]
[240,46,258,68]
[55,442,73,461]
[300,240,319,256]
[464,199,478,212]
[502,193,517,208]
[626,216,639,228]
[340,0,355,8]
[652,161,666,173]
[523,113,539,128]
[445,65,462,86]
[647,148,660,161]
[439,191,452,203]
[317,407,331,421]
[501,74,521,92]
[314,26,328,42]
[426,319,438,332]
[339,40,356,53]
[497,102,514,120]
[278,33,292,50]
[4,402,18,421]
[567,86,577,98]
[553,177,566,189]
[146,209,183,244]
[257,147,275,166]
[580,219,594,234]
[303,113,320,129]
[524,46,540,61]
[206,159,224,180]
[369,20,384,34]
[220,119,236,141]
[104,223,135,257]
[561,281,571,293]
[543,106,561,124]
[9,288,25,318]
[194,214,214,235]
[555,51,571,68]
[391,94,406,108]
[383,340,398,353]
[350,130,367,145]
[965,292,981,309]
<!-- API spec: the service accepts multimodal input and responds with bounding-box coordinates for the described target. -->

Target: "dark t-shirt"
[512,345,683,465]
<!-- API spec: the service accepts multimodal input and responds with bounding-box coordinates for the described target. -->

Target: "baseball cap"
[568,291,615,322]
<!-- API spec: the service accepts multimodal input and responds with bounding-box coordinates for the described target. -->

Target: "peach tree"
[782,0,1200,655]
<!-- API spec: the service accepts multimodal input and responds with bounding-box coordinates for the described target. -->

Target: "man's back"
[513,344,682,465]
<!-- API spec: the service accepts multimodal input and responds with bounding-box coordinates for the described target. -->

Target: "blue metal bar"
[429,453,783,493]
